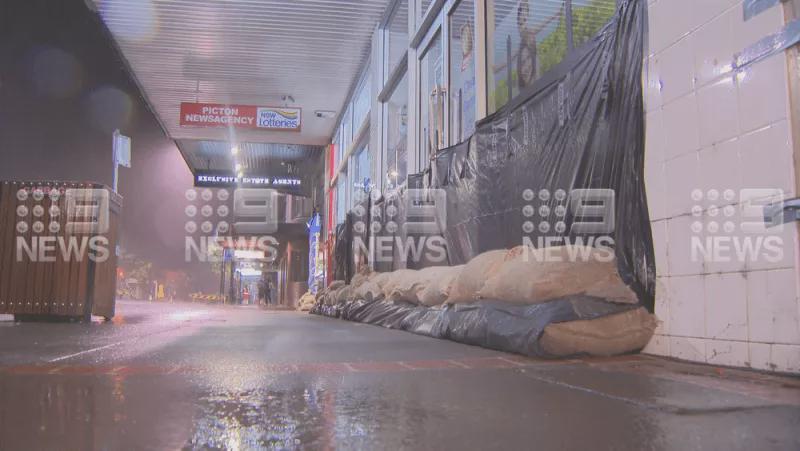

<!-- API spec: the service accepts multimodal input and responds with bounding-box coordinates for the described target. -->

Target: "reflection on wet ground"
[0,301,798,450]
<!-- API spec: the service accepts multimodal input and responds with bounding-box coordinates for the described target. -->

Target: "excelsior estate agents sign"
[180,103,301,132]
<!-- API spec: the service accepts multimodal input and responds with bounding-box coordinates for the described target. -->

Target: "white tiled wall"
[642,0,800,373]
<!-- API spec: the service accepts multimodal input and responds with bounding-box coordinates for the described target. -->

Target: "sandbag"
[353,280,384,303]
[335,285,354,304]
[370,272,392,290]
[477,246,638,305]
[382,269,418,300]
[447,250,508,304]
[539,307,656,357]
[418,265,464,306]
[297,292,316,311]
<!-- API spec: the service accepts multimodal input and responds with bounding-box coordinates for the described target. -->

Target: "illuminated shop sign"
[180,103,301,131]
[194,171,302,188]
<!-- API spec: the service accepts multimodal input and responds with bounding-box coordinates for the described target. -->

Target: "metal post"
[566,0,574,51]
[506,34,512,103]
[112,129,119,192]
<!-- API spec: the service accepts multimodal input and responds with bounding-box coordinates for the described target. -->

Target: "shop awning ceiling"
[88,0,391,146]
[177,139,322,172]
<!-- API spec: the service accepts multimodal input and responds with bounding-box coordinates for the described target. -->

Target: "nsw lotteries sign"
[180,103,301,132]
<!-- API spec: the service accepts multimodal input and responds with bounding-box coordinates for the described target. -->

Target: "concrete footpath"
[0,300,798,450]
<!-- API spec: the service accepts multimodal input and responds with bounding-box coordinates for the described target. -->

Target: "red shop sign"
[179,103,301,131]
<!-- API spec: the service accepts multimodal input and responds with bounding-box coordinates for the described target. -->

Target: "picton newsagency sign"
[194,172,303,189]
[180,103,301,131]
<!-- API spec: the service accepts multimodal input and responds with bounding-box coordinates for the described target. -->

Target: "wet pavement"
[0,301,799,450]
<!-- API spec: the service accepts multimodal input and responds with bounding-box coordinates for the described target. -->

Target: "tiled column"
[642,0,800,373]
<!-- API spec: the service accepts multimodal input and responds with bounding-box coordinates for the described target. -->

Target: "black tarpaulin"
[336,0,653,310]
[431,0,654,310]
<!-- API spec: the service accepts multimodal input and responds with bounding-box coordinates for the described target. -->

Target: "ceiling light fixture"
[231,146,239,155]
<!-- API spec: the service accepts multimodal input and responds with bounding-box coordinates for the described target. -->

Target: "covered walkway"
[1,301,798,449]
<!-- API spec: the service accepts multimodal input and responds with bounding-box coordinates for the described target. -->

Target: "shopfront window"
[336,175,347,225]
[420,0,434,19]
[449,0,477,144]
[571,0,615,48]
[386,0,409,78]
[486,0,618,113]
[341,106,352,154]
[386,74,409,190]
[333,130,342,169]
[350,144,371,207]
[353,74,371,131]
[418,30,443,168]
[487,0,568,113]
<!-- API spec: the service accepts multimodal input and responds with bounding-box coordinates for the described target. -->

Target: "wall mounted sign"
[194,171,302,188]
[180,103,301,132]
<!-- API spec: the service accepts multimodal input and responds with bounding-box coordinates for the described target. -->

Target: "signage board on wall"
[194,170,302,189]
[180,103,301,131]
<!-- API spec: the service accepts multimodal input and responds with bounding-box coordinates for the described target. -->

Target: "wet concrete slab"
[0,300,798,450]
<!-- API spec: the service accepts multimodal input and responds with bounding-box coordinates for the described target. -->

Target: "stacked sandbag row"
[310,246,657,358]
[296,292,317,311]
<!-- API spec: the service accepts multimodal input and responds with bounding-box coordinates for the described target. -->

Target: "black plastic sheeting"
[312,296,638,358]
[318,0,652,358]
[352,0,654,311]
